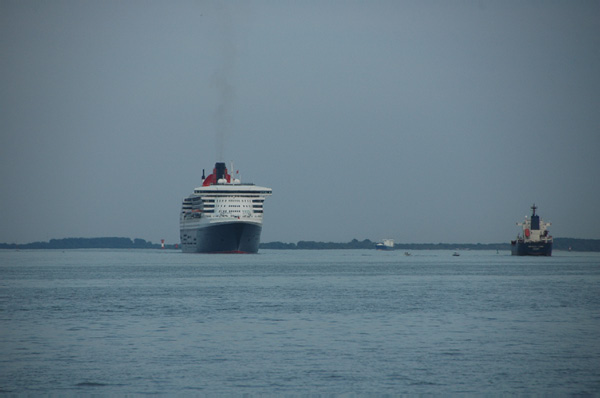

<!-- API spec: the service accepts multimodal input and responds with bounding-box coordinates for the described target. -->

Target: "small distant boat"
[452,252,460,256]
[404,252,411,256]
[375,239,394,251]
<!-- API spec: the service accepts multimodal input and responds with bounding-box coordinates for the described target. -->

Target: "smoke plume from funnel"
[213,4,235,161]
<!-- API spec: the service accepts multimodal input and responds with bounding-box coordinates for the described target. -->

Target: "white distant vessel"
[375,239,394,251]
[180,162,272,253]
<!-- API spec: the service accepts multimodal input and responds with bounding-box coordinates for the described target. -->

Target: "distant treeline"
[552,238,600,252]
[259,239,511,251]
[0,237,177,250]
[1,237,599,252]
[260,238,600,252]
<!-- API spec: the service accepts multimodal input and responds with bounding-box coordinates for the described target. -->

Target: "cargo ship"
[180,162,272,253]
[511,204,553,256]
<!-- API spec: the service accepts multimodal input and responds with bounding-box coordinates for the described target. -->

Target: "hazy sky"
[1,0,599,245]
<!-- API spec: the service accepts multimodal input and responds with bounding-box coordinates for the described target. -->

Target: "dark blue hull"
[511,240,552,256]
[181,222,262,253]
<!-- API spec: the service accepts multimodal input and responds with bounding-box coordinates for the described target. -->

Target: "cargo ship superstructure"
[511,204,553,256]
[180,162,272,253]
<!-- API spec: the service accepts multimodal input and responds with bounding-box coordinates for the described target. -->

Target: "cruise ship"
[511,204,553,256]
[180,162,272,253]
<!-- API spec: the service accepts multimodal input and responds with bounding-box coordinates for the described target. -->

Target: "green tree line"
[1,237,599,251]
[0,237,176,250]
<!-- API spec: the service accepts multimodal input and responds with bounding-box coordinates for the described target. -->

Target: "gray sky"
[1,0,599,245]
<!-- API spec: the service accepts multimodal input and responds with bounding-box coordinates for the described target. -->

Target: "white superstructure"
[515,205,552,244]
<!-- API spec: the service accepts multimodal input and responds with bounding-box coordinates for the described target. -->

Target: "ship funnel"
[530,204,540,230]
[215,162,227,180]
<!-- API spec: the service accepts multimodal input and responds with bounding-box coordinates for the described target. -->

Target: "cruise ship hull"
[511,240,553,256]
[181,221,262,253]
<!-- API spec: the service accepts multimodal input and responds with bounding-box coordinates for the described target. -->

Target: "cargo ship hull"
[181,221,262,254]
[511,240,553,256]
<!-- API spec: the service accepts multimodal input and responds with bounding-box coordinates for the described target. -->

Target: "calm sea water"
[1,249,599,395]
